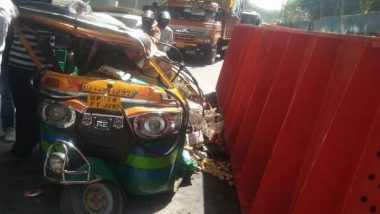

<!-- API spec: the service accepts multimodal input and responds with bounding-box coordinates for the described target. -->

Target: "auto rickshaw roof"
[17,2,150,54]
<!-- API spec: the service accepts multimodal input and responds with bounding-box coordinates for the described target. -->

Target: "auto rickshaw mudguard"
[83,157,119,185]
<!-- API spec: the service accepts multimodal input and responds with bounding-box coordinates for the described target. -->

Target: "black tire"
[61,182,125,214]
[205,92,219,109]
[204,49,216,65]
[167,48,183,63]
[219,49,226,59]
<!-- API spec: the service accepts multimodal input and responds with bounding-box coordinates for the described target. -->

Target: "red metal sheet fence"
[216,24,380,214]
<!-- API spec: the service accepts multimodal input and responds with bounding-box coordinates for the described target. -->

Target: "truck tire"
[204,48,216,65]
[217,39,228,60]
[219,49,226,59]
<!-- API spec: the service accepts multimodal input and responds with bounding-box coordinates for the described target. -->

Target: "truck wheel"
[204,49,216,65]
[219,49,226,59]
[61,182,125,214]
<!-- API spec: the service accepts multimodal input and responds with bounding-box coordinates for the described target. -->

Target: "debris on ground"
[202,108,224,144]
[183,105,234,186]
[200,158,234,186]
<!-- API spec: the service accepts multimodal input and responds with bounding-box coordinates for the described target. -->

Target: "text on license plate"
[87,94,121,111]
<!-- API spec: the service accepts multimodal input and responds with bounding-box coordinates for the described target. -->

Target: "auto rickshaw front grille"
[74,110,134,161]
[86,134,115,149]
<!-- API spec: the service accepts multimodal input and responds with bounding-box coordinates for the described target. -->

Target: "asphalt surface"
[0,55,240,214]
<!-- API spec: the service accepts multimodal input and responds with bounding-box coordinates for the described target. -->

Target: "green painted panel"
[125,152,178,169]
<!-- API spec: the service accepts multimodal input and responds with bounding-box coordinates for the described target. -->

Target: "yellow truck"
[162,0,242,64]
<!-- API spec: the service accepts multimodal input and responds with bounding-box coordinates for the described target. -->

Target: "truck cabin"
[163,1,220,22]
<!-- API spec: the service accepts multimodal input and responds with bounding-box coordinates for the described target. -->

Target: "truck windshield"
[167,7,216,21]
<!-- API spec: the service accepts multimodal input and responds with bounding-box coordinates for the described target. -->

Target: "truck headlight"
[133,113,181,139]
[41,101,76,129]
[196,37,211,43]
[47,152,67,174]
[196,37,204,43]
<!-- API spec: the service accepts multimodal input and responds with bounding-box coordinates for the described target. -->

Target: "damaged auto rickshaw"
[16,2,205,213]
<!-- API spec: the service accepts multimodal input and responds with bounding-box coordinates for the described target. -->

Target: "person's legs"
[1,87,15,129]
[0,68,15,141]
[10,67,39,157]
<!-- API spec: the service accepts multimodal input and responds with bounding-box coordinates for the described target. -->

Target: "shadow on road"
[0,149,175,214]
[0,151,62,214]
[126,192,175,214]
[203,173,241,214]
[0,147,240,214]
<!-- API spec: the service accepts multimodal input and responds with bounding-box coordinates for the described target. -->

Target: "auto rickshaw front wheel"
[61,181,126,214]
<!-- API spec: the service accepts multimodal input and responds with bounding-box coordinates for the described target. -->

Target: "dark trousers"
[0,67,15,130]
[9,65,39,155]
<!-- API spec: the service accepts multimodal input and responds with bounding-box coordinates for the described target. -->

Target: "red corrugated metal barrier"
[216,24,380,214]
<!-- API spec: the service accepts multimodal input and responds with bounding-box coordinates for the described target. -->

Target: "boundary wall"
[216,24,380,214]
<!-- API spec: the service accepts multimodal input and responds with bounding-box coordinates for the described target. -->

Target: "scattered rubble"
[184,106,234,186]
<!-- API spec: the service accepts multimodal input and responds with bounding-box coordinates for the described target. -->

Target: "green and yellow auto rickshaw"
[16,2,204,213]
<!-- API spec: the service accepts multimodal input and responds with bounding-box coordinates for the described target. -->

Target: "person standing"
[0,0,17,62]
[0,0,18,142]
[8,0,55,158]
[157,11,174,53]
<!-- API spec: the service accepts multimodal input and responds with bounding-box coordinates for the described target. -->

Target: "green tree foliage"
[374,0,380,10]
[359,0,380,13]
[284,0,380,21]
[360,0,373,13]
[283,0,309,22]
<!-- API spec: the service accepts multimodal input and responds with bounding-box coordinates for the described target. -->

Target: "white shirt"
[0,0,17,69]
[158,26,174,52]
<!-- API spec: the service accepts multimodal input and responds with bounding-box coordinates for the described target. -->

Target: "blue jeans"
[0,67,15,130]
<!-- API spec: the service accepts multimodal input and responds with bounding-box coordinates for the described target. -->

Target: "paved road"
[186,55,223,95]
[0,56,238,214]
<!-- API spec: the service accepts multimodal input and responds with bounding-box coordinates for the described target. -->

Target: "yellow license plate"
[87,94,121,111]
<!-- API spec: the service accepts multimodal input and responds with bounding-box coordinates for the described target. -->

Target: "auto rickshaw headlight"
[133,113,180,139]
[46,104,66,121]
[41,101,76,129]
[47,152,67,174]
